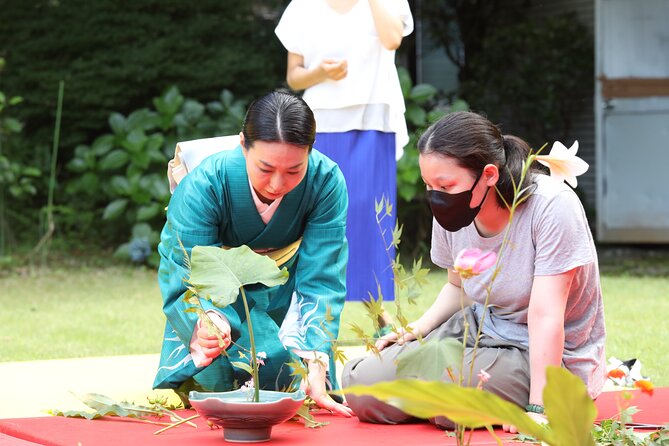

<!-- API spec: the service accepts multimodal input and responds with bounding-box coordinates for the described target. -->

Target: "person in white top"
[275,0,413,308]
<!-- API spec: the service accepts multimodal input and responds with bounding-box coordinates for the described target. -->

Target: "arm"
[377,269,472,349]
[286,167,350,414]
[527,270,574,406]
[286,52,347,91]
[158,168,242,357]
[368,0,405,50]
[504,270,574,433]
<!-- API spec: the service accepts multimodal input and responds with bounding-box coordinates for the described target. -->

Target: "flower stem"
[240,287,260,403]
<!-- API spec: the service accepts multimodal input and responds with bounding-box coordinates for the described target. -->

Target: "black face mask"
[427,172,489,232]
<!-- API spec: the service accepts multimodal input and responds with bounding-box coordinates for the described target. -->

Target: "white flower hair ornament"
[535,141,589,188]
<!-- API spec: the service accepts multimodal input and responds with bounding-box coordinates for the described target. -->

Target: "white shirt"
[275,0,414,158]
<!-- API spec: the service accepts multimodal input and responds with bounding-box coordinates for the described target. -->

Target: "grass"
[1,255,668,386]
[0,266,165,361]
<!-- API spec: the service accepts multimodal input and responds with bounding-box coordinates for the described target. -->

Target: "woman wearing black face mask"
[342,111,605,433]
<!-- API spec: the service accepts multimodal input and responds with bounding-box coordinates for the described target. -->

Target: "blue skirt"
[314,130,396,303]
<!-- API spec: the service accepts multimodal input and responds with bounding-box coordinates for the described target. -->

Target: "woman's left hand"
[302,358,354,417]
[503,411,548,434]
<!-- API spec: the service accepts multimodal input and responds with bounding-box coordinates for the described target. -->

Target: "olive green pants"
[341,306,531,429]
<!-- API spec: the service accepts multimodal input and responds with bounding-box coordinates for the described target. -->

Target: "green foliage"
[64,86,248,246]
[343,366,596,446]
[113,223,161,267]
[396,66,469,259]
[187,245,289,308]
[0,0,287,158]
[0,155,41,199]
[185,244,290,402]
[0,58,44,256]
[593,418,669,446]
[462,13,594,146]
[49,392,191,429]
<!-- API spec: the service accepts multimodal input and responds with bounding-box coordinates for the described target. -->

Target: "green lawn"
[1,264,667,386]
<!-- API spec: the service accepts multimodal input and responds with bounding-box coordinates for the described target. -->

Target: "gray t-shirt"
[431,174,606,397]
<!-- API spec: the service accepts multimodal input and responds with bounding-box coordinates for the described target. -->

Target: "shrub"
[65,86,249,247]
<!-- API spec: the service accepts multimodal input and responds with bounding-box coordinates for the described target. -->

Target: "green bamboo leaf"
[231,361,254,375]
[543,367,596,446]
[188,245,289,308]
[396,338,463,381]
[343,380,556,443]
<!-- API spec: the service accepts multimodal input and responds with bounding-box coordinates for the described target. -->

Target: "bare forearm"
[287,65,327,91]
[416,281,470,334]
[368,0,404,50]
[528,315,565,405]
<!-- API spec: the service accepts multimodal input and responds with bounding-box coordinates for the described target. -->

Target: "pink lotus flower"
[535,140,589,188]
[454,248,497,279]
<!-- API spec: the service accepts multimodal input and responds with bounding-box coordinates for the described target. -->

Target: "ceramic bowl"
[189,389,306,443]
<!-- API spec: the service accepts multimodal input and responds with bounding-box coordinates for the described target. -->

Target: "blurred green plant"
[0,0,287,161]
[0,57,42,257]
[113,223,161,267]
[65,86,248,251]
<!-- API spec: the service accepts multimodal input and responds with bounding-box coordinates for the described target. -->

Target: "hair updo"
[242,90,316,151]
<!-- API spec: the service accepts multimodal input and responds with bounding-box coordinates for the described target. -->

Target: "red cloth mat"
[1,389,667,446]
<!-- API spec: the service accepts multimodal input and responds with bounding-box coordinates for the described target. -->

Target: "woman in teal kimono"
[154,91,352,416]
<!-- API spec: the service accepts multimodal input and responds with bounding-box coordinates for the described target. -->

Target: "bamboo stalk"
[153,414,200,435]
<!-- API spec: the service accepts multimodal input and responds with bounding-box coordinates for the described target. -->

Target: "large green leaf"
[102,198,128,220]
[543,367,596,446]
[122,128,148,153]
[188,245,289,308]
[396,338,463,381]
[409,84,437,104]
[405,103,426,127]
[343,380,556,443]
[91,134,114,157]
[98,149,129,171]
[136,202,161,221]
[108,112,126,135]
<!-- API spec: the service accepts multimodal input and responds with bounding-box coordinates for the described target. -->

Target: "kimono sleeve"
[157,166,242,349]
[282,166,348,357]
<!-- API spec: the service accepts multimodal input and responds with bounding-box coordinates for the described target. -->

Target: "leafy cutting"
[184,245,289,403]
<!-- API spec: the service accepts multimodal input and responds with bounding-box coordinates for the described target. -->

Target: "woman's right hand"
[374,323,421,351]
[196,317,232,367]
[319,58,348,81]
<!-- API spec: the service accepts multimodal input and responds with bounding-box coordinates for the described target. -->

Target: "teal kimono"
[154,147,348,392]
